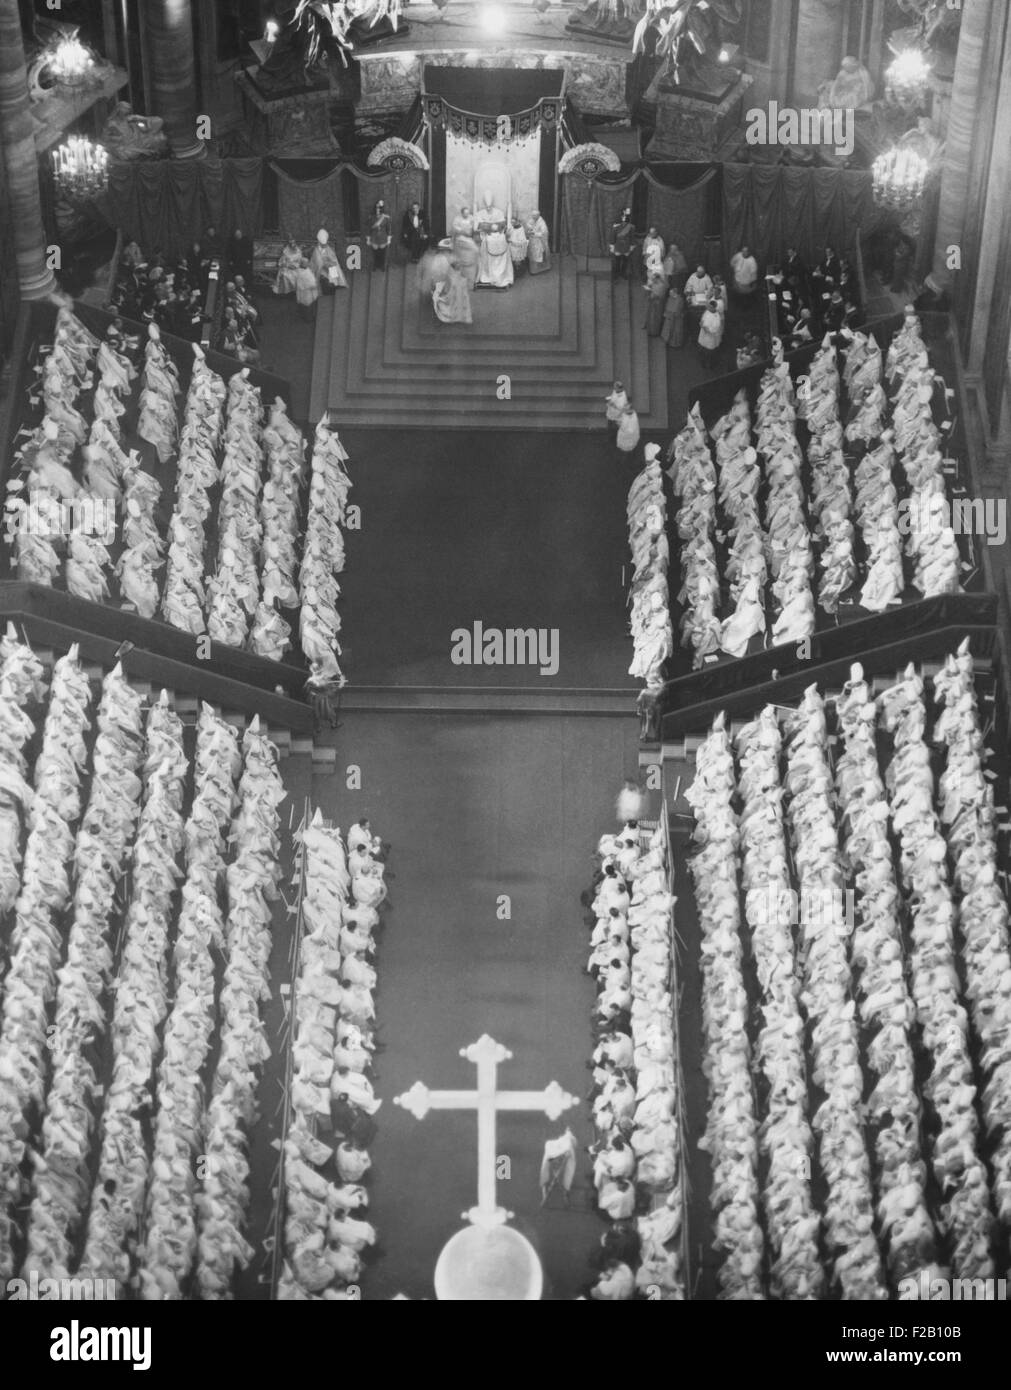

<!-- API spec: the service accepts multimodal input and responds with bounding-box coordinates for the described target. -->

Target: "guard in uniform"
[609,208,635,281]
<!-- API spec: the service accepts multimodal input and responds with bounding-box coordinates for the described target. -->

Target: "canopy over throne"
[422,65,563,238]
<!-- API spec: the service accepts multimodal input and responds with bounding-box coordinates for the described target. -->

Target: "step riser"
[312,258,667,431]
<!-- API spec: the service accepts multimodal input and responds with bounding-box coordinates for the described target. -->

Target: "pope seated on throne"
[475,190,514,289]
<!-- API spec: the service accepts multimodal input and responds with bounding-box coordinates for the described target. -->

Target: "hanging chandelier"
[51,136,109,200]
[872,146,929,212]
[885,48,931,105]
[50,36,95,87]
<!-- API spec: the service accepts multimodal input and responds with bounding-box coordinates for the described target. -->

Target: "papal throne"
[472,161,513,225]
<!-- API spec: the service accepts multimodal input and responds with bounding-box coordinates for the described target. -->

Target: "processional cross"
[393,1034,578,1229]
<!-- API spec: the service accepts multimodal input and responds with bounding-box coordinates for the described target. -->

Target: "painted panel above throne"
[360,48,628,119]
[355,3,631,121]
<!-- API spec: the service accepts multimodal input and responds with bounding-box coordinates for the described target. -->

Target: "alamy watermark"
[746,884,856,933]
[745,103,855,159]
[450,621,559,676]
[3,492,117,544]
[50,1319,151,1371]
[898,1272,1008,1301]
[896,495,1006,546]
[6,1271,117,1300]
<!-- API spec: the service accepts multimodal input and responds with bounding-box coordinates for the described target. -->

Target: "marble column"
[965,8,1011,462]
[927,0,990,294]
[101,0,122,70]
[140,0,206,158]
[0,0,56,299]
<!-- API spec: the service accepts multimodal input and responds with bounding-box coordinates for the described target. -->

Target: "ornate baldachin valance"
[557,142,622,177]
[423,95,560,145]
[367,136,430,171]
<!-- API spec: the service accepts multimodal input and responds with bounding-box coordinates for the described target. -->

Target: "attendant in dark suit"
[818,245,842,285]
[203,225,224,261]
[185,240,206,291]
[401,202,429,263]
[811,245,841,310]
[227,227,254,282]
[783,246,808,294]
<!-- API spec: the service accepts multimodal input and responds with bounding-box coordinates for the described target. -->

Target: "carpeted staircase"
[308,254,668,431]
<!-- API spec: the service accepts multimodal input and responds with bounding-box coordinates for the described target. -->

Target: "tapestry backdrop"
[271,161,345,242]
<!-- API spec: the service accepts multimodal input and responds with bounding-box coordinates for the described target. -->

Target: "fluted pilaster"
[0,0,56,299]
[929,0,989,292]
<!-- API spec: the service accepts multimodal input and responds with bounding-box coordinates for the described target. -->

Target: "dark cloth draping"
[643,166,717,270]
[220,160,266,239]
[423,66,563,116]
[721,163,885,266]
[270,162,426,255]
[560,167,713,263]
[98,158,263,257]
[560,172,637,259]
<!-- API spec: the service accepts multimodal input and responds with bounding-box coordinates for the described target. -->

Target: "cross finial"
[462,1034,511,1067]
[394,1035,578,1226]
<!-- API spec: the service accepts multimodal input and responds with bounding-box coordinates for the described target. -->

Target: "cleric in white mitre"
[475,190,514,288]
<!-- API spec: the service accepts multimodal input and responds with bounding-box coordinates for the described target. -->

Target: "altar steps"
[307,254,668,431]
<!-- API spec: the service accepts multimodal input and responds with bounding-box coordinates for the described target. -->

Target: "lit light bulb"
[51,36,93,83]
[885,47,931,104]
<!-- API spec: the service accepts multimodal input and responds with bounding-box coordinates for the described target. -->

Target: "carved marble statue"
[899,115,944,163]
[567,0,640,43]
[102,102,168,160]
[818,55,876,111]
